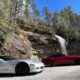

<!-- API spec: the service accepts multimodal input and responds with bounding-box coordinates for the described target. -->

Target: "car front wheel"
[15,63,30,76]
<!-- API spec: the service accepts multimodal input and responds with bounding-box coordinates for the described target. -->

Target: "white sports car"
[0,56,44,75]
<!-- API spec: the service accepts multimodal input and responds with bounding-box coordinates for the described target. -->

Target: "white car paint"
[0,56,44,74]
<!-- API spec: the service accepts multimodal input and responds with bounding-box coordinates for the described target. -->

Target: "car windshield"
[0,56,17,61]
[48,54,65,58]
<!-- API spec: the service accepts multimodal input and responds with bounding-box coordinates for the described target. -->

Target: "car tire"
[47,61,54,67]
[15,63,30,76]
[75,58,80,65]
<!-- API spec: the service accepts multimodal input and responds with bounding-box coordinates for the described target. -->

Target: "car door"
[0,59,10,73]
[54,56,74,65]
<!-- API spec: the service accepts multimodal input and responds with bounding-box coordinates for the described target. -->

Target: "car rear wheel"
[75,59,80,65]
[15,63,30,76]
[47,61,54,67]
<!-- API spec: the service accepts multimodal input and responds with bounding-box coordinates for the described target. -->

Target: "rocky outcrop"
[25,31,57,45]
[0,30,57,59]
[0,33,33,59]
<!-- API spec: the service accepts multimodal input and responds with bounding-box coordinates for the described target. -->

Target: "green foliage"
[0,0,20,46]
[52,6,80,42]
[0,0,80,48]
[52,12,59,30]
[43,6,52,27]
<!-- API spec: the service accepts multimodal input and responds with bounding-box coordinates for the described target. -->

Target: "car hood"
[8,59,44,66]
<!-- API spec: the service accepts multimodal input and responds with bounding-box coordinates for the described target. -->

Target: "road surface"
[0,65,80,80]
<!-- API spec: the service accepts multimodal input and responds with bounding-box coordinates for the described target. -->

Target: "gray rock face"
[0,31,56,59]
[0,33,32,59]
[26,31,56,45]
[12,35,30,53]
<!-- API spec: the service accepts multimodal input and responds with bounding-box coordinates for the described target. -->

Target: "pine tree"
[43,7,52,27]
[31,0,40,27]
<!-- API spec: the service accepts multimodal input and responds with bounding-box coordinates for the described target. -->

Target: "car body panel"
[42,54,80,66]
[0,56,44,74]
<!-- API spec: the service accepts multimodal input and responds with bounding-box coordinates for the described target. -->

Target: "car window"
[0,56,17,61]
[49,54,65,57]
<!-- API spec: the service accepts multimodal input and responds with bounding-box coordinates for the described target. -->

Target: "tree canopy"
[0,0,80,55]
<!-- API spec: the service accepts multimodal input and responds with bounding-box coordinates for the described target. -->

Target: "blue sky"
[35,0,80,16]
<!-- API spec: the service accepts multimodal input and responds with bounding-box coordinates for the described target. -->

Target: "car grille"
[36,66,44,69]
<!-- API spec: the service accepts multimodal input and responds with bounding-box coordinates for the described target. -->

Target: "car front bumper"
[29,64,44,73]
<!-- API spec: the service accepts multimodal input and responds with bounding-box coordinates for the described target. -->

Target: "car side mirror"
[0,59,4,63]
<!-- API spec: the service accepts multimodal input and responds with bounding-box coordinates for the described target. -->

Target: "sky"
[35,0,80,16]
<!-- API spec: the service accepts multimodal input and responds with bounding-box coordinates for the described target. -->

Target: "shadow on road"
[0,73,38,78]
[45,64,80,68]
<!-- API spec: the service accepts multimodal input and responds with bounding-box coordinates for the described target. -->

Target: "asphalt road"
[1,65,80,80]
